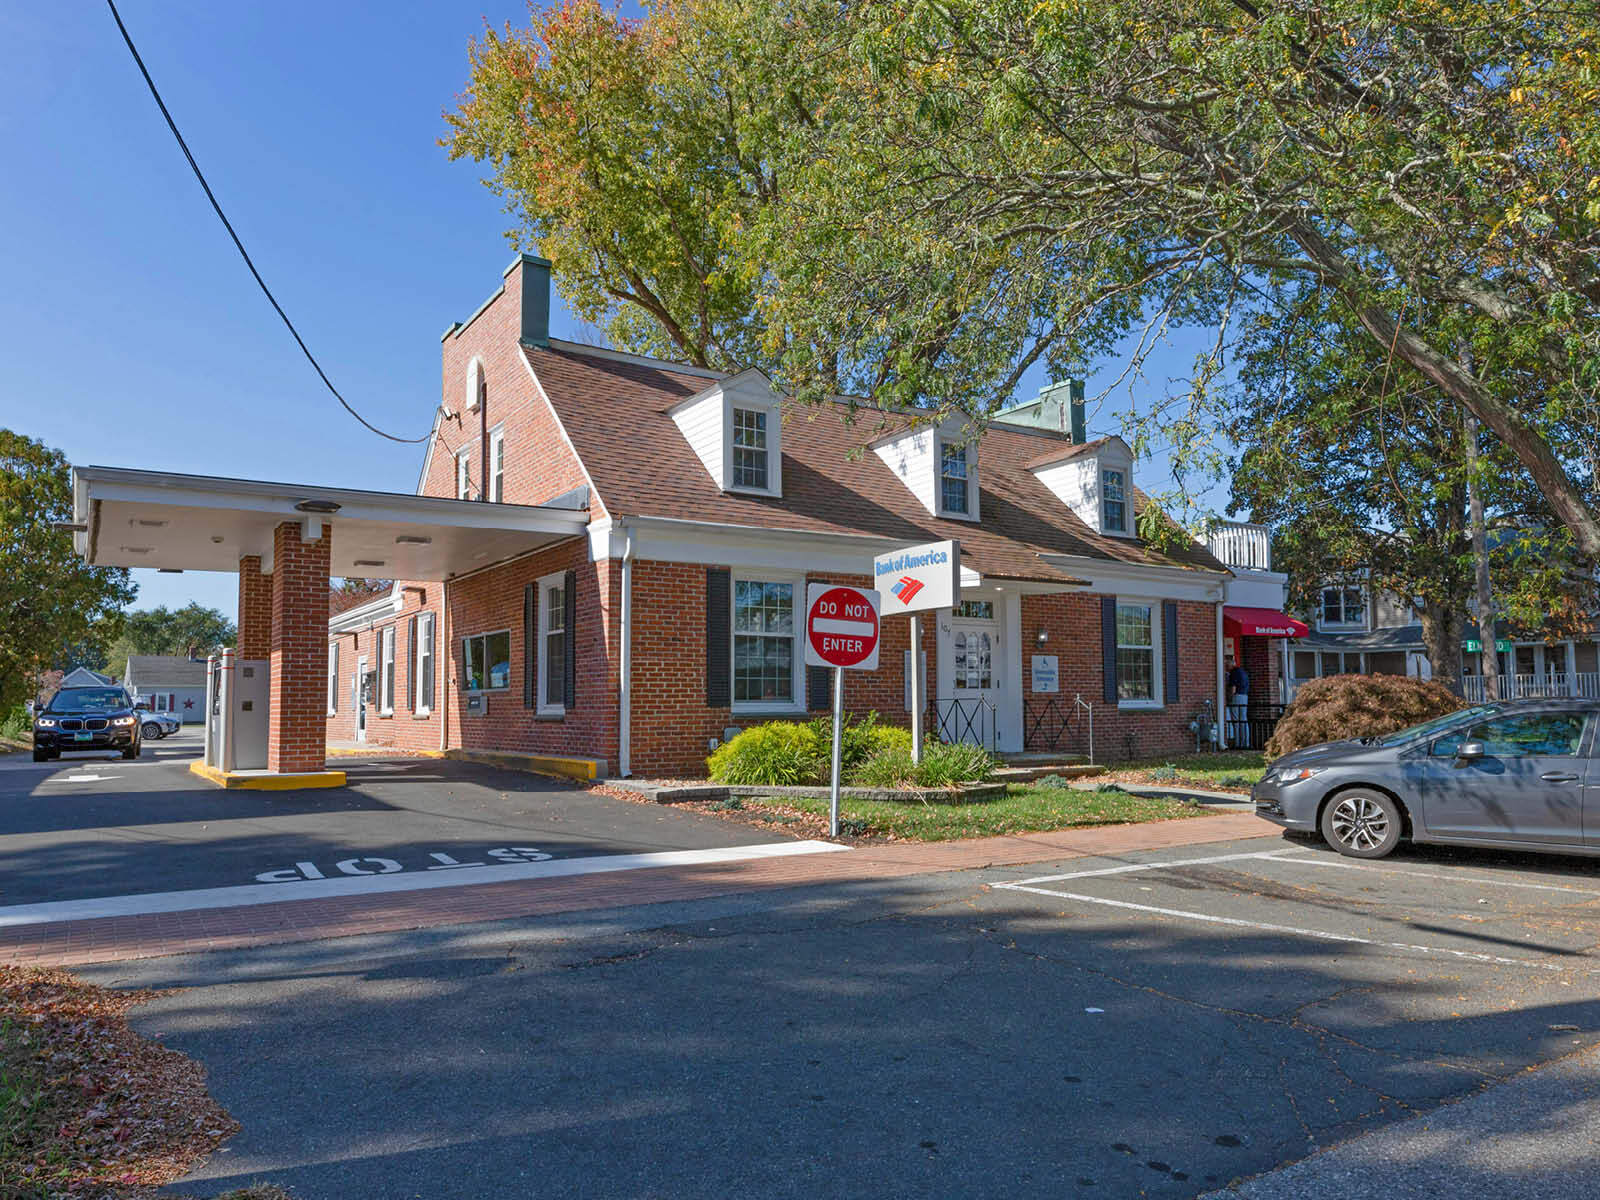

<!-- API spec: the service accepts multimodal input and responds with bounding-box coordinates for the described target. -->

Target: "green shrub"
[706,723,824,785]
[807,711,909,776]
[850,739,996,789]
[0,706,29,741]
[1149,764,1179,782]
[1032,773,1072,790]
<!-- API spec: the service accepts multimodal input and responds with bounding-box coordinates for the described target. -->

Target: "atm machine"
[203,650,272,772]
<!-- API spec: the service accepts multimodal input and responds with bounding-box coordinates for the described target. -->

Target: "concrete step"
[992,763,1106,783]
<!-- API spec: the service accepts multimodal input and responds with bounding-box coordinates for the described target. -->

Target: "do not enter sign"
[804,584,881,671]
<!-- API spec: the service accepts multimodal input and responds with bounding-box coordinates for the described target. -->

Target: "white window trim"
[724,401,783,496]
[729,406,771,493]
[936,436,979,521]
[488,424,506,503]
[1319,586,1367,631]
[536,571,566,717]
[1101,466,1129,535]
[1115,597,1163,710]
[379,626,396,715]
[414,613,434,717]
[461,629,513,693]
[730,569,805,714]
[455,447,472,501]
[328,640,339,715]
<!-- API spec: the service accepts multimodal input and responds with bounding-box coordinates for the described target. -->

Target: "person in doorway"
[1225,653,1250,747]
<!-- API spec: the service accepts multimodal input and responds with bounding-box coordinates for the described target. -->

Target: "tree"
[0,431,135,712]
[108,603,237,678]
[754,1,1600,552]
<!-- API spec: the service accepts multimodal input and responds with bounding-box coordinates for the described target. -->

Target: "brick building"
[71,255,1297,780]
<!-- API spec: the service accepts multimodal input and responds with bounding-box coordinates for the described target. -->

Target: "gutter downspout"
[1215,598,1228,749]
[619,522,634,777]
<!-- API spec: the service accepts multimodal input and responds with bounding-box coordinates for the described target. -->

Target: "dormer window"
[1102,468,1127,533]
[1321,586,1365,629]
[941,442,970,515]
[732,408,769,490]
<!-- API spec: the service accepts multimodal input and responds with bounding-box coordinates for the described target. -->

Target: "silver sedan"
[1254,700,1599,859]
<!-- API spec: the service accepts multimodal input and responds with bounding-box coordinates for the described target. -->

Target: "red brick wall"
[422,259,595,510]
[237,556,272,659]
[325,584,445,752]
[269,522,331,773]
[1240,635,1278,706]
[1020,594,1219,761]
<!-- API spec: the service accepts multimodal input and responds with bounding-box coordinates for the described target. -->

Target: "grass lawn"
[729,782,1207,841]
[1099,750,1267,792]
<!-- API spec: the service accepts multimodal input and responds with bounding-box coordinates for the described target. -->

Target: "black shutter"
[407,616,417,712]
[1101,596,1118,705]
[563,569,577,710]
[1163,601,1180,705]
[706,568,731,706]
[807,665,831,712]
[523,582,536,708]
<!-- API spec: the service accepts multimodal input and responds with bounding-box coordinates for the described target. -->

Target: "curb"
[188,761,347,790]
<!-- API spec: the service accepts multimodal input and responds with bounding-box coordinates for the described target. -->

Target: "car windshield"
[1372,705,1499,748]
[46,688,129,713]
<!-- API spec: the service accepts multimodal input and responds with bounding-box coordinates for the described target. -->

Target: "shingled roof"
[526,342,1227,583]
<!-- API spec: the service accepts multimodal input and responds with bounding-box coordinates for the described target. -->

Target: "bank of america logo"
[891,577,924,604]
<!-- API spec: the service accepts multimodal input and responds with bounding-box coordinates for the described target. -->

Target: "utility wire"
[105,0,430,444]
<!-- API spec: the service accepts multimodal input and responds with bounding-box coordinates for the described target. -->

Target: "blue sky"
[2,2,1225,622]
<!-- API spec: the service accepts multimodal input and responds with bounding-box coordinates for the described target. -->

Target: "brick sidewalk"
[1,813,1276,967]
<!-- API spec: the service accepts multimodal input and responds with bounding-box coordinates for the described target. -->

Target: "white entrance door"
[943,603,1004,747]
[355,655,368,743]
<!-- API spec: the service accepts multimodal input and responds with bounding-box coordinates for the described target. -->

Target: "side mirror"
[1456,741,1486,761]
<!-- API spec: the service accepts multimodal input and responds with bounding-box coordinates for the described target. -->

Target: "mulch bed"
[588,781,877,843]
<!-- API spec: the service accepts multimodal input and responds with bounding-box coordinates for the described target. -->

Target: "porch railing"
[932,696,998,752]
[1206,521,1272,572]
[1023,694,1094,762]
[1461,673,1600,702]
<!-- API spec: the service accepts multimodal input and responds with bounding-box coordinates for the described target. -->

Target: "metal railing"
[932,696,998,752]
[1461,673,1600,702]
[1023,694,1094,762]
[1205,521,1272,572]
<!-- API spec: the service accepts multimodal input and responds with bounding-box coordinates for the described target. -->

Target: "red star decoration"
[183,698,195,709]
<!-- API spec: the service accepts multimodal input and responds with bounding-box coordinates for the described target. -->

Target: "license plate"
[74,731,93,742]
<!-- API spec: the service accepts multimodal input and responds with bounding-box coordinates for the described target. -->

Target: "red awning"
[1223,606,1309,639]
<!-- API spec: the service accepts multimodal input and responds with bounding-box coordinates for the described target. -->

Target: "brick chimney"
[504,253,552,347]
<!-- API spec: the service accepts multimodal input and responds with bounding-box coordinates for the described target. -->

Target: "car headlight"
[112,715,137,726]
[35,718,56,728]
[1270,766,1324,785]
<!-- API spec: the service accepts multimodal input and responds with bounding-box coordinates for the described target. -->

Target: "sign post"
[873,540,960,764]
[804,583,881,836]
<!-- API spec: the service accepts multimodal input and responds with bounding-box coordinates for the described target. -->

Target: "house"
[1282,578,1600,702]
[60,667,114,688]
[123,656,209,722]
[317,254,1301,774]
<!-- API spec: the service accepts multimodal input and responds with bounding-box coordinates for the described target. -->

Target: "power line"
[104,0,430,445]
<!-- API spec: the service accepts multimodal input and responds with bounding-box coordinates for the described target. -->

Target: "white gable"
[1030,438,1135,537]
[872,417,980,522]
[669,369,784,496]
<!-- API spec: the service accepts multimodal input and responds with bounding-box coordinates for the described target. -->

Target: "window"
[538,573,566,713]
[456,448,472,500]
[732,408,768,490]
[328,641,339,713]
[1115,602,1157,704]
[414,614,434,714]
[1320,586,1365,628]
[1102,468,1127,533]
[379,626,395,714]
[489,427,505,502]
[940,441,969,514]
[1431,711,1588,758]
[462,630,511,692]
[955,600,994,620]
[953,631,992,690]
[733,579,796,706]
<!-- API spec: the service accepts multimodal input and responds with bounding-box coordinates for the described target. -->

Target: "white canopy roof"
[71,466,590,580]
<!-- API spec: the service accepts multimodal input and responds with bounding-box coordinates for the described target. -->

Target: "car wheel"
[1320,789,1403,859]
[142,722,161,739]
[122,745,139,760]
[33,749,49,763]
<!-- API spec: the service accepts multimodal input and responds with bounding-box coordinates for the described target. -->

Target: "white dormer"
[1029,436,1135,537]
[872,418,980,522]
[669,368,783,497]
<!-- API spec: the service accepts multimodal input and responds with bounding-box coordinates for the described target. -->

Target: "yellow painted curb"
[188,761,348,790]
[445,749,603,782]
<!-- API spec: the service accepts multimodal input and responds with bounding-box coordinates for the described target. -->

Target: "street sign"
[805,584,881,670]
[873,539,959,616]
[1464,638,1513,653]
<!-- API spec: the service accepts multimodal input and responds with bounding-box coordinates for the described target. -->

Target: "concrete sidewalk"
[1206,1042,1600,1199]
[2,811,1274,966]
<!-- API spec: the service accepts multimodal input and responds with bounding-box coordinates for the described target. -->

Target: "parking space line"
[1010,849,1298,888]
[995,882,1577,970]
[0,840,849,928]
[1274,855,1600,897]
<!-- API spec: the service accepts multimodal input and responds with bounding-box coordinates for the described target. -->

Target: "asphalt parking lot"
[0,729,794,911]
[76,832,1600,1199]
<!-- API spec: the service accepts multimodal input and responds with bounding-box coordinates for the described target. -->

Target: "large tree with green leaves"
[0,431,135,711]
[106,603,236,678]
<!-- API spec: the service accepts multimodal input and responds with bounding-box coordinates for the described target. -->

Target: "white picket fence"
[1460,673,1600,702]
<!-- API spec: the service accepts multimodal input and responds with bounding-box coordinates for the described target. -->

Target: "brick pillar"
[268,521,332,773]
[237,555,272,659]
[1242,635,1275,705]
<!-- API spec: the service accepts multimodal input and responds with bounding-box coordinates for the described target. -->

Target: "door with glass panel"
[946,600,1001,746]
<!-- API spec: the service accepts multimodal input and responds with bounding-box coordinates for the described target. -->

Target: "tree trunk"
[1464,412,1501,702]
[1419,602,1465,697]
